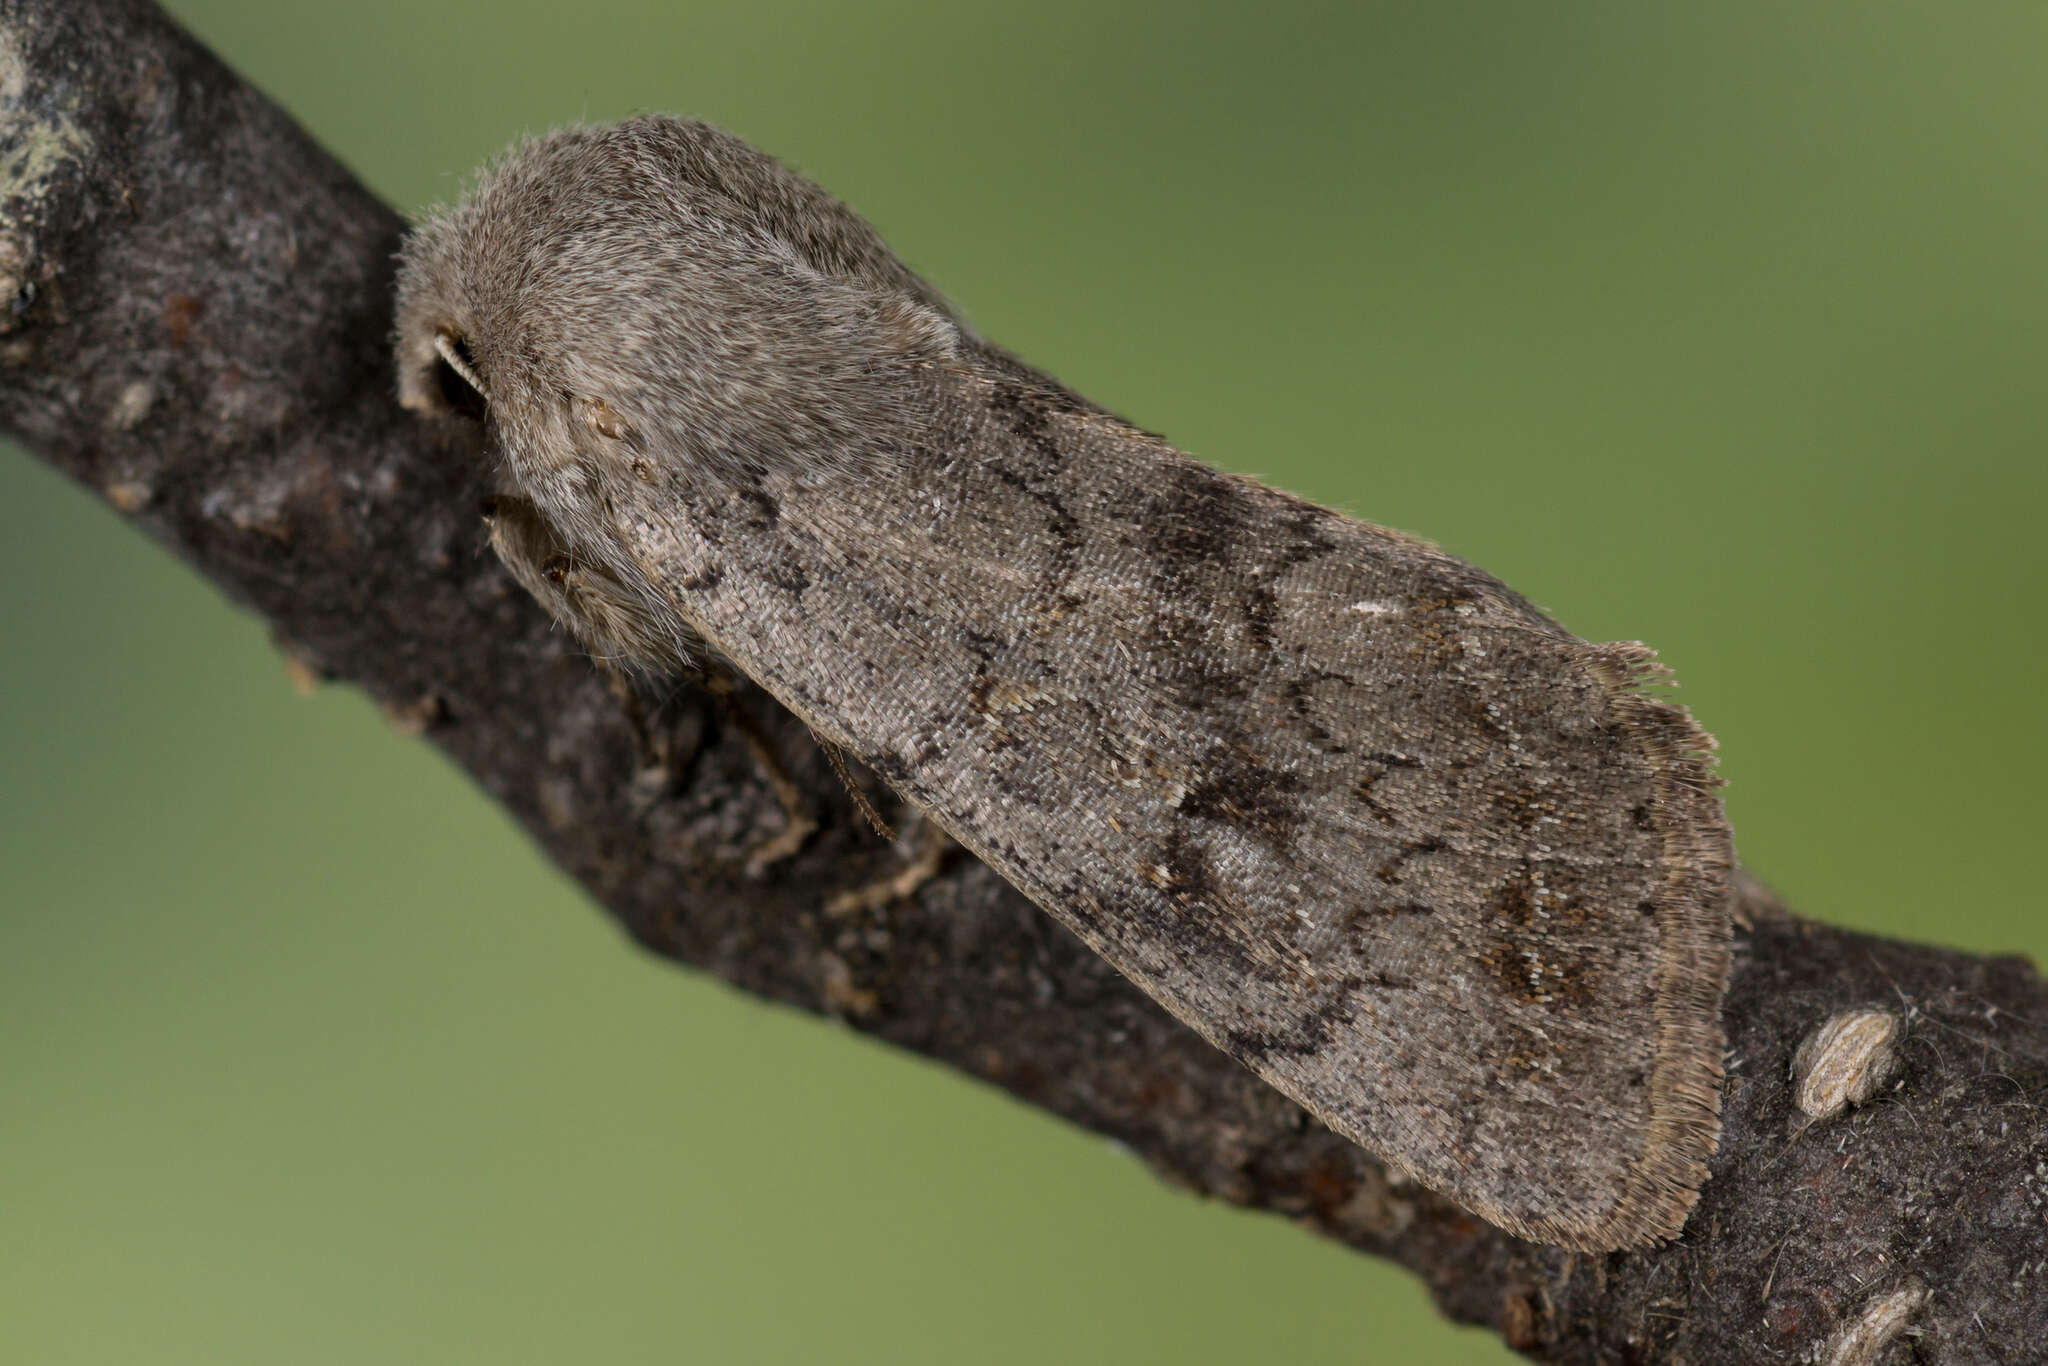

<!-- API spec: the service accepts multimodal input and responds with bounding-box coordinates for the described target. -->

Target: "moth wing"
[630,372,1733,1251]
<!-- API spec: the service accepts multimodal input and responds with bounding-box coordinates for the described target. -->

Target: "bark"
[3,2,2042,1359]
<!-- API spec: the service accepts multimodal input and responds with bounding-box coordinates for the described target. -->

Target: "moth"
[394,116,1734,1251]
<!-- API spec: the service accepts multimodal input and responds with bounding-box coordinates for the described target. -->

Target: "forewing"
[614,368,1733,1251]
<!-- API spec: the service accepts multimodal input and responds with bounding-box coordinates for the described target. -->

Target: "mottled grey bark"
[2,1,2041,1359]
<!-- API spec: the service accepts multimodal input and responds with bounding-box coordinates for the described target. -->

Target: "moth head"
[397,326,489,424]
[394,115,964,495]
[393,213,494,427]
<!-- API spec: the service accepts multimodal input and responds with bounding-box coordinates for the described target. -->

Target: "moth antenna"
[433,330,490,402]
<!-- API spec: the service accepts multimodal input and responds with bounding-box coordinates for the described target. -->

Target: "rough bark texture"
[3,2,2042,1359]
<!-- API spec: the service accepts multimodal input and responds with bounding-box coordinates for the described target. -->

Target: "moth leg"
[606,671,687,810]
[702,670,820,875]
[484,496,827,872]
[485,495,697,673]
[825,813,955,918]
[482,493,684,791]
[817,738,894,840]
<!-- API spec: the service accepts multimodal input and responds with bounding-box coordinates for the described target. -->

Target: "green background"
[5,2,2044,1361]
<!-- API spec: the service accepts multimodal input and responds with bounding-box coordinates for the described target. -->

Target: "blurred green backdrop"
[5,2,2044,1362]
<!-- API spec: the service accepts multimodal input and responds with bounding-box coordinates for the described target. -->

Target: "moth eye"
[431,330,489,421]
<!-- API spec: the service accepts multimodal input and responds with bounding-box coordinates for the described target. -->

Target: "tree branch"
[3,1,2041,1358]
